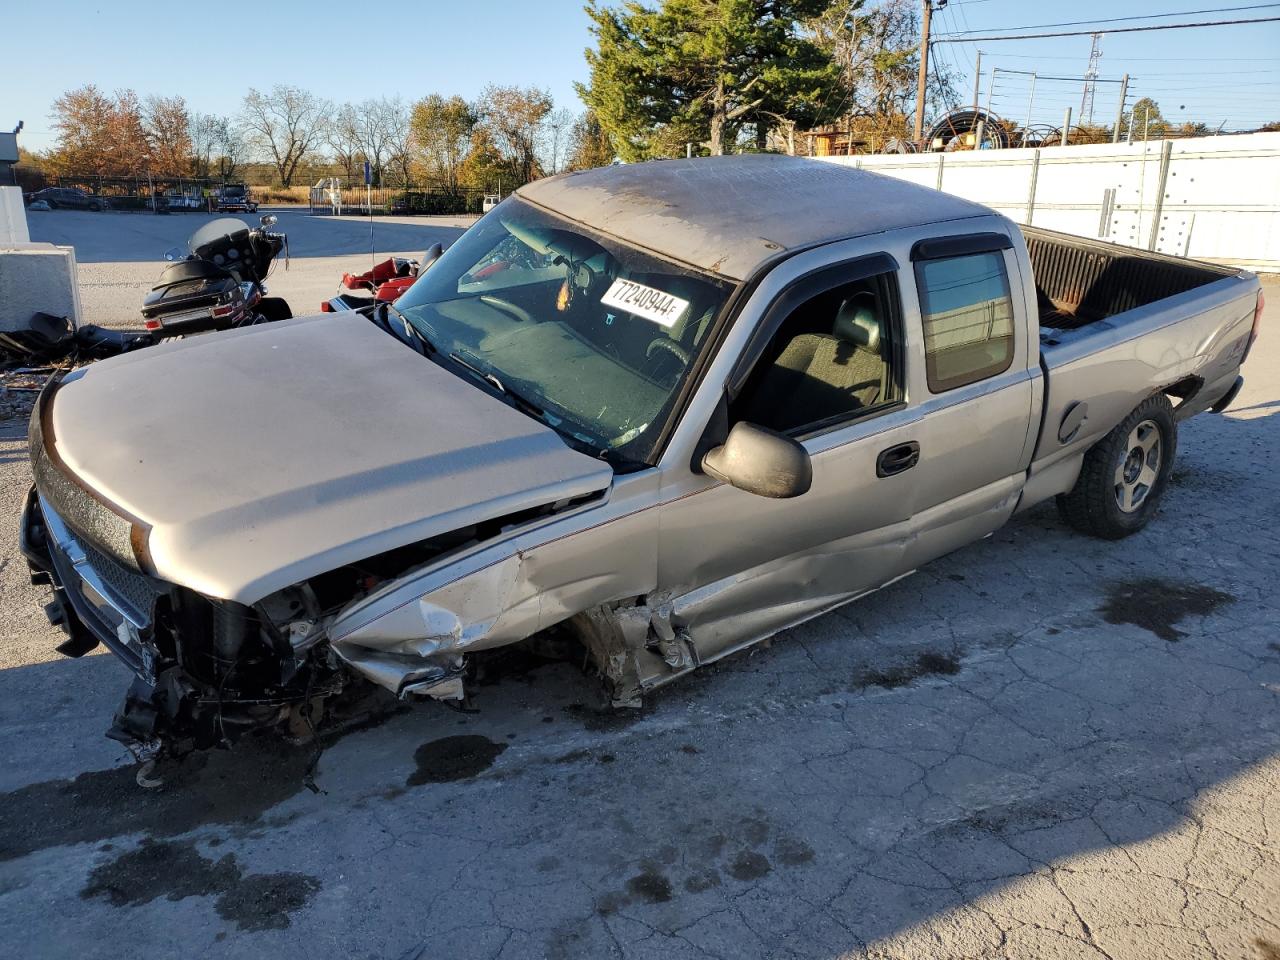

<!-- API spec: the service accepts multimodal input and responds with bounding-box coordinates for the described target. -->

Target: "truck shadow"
[0,406,1276,957]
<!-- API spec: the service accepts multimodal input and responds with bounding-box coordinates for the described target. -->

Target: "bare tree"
[806,0,956,147]
[240,85,331,187]
[216,122,246,180]
[383,99,415,187]
[543,107,575,175]
[353,97,405,186]
[328,103,363,182]
[190,113,218,179]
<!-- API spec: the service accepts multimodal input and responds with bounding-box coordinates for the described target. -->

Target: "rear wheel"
[1056,394,1177,539]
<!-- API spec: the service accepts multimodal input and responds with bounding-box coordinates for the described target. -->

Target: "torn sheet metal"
[328,473,662,697]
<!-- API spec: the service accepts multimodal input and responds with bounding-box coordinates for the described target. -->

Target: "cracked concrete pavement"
[0,210,1276,959]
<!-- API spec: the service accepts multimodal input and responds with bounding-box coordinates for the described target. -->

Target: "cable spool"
[925,109,1011,151]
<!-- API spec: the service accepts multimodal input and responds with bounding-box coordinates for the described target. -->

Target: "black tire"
[255,297,292,324]
[88,201,100,211]
[1056,394,1177,540]
[45,200,57,209]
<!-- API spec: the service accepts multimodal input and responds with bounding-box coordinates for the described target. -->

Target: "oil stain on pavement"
[407,735,507,785]
[594,812,815,917]
[0,701,409,863]
[1100,577,1233,641]
[854,650,961,690]
[81,838,320,931]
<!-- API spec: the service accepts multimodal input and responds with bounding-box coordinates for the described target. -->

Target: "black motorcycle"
[142,214,292,337]
[0,215,293,368]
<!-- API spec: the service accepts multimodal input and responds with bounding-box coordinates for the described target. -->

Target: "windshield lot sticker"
[601,278,690,328]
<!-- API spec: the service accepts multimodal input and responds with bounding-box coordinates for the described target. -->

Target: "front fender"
[326,474,662,697]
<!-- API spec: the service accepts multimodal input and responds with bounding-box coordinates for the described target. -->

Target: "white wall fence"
[818,132,1280,273]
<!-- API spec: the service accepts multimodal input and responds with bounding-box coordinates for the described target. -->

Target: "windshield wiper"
[448,349,623,463]
[382,303,437,356]
[446,349,547,419]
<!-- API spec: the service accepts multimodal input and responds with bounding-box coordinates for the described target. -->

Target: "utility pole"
[913,0,941,143]
[1022,72,1037,147]
[1112,73,1129,143]
[972,50,982,113]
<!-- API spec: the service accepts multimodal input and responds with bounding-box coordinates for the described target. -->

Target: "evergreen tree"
[579,0,839,160]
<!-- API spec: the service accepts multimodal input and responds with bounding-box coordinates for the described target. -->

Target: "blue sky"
[5,0,1278,153]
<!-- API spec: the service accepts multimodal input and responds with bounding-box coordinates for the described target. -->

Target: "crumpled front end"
[324,486,689,709]
[328,551,536,701]
[21,487,342,759]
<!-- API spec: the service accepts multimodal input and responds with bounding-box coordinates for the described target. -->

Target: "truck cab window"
[732,274,900,436]
[916,251,1015,392]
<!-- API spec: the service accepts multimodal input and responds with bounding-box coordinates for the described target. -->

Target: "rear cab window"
[912,234,1017,393]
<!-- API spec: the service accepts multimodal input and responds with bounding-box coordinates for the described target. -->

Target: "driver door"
[656,253,922,662]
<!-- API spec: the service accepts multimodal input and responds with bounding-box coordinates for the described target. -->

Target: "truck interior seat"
[741,294,885,433]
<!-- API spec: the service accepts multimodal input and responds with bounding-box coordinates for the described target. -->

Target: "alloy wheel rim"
[1114,419,1162,513]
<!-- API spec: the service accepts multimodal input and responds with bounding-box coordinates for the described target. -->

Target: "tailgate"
[1033,274,1258,468]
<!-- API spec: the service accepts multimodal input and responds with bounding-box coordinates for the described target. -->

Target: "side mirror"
[260,214,278,228]
[701,422,812,498]
[420,242,444,272]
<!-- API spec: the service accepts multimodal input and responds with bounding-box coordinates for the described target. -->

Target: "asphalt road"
[0,211,1277,960]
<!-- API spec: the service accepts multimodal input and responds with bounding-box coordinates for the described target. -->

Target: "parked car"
[214,184,258,213]
[20,155,1262,763]
[24,187,108,211]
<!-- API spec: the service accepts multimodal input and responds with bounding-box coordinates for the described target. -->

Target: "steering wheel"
[646,337,690,366]
[479,295,534,324]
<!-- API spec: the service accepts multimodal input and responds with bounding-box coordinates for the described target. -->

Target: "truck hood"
[47,314,614,603]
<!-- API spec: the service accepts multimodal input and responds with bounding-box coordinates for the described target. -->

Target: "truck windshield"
[394,199,734,463]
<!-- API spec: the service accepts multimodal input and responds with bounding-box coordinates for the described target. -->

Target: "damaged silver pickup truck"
[21,155,1264,761]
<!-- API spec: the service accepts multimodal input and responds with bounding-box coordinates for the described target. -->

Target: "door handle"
[876,441,920,478]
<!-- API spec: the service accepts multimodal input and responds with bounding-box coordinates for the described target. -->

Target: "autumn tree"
[107,90,152,171]
[409,95,477,192]
[48,85,115,174]
[580,0,837,159]
[240,85,331,187]
[567,110,615,170]
[49,86,154,174]
[477,84,553,184]
[144,95,192,175]
[1127,97,1167,140]
[458,125,520,194]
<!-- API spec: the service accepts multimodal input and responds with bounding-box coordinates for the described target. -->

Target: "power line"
[934,3,1280,37]
[981,53,1279,60]
[1134,69,1280,75]
[932,16,1280,43]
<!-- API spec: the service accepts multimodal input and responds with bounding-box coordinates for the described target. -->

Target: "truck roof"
[517,154,993,281]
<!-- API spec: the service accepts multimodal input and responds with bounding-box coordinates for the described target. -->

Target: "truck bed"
[1022,226,1258,508]
[1024,226,1234,332]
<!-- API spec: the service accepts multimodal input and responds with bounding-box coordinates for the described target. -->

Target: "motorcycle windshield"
[188,218,250,257]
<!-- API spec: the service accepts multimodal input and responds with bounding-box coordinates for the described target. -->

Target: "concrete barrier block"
[0,242,82,333]
[0,187,30,244]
